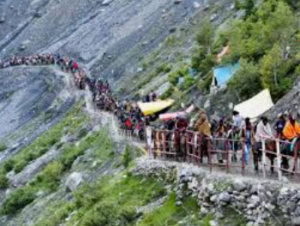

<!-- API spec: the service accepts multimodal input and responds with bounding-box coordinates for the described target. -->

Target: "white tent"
[234,89,274,119]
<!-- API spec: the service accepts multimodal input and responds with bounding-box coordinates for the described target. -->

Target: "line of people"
[2,54,300,173]
[153,110,300,172]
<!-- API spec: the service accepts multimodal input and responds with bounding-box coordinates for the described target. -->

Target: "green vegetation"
[156,63,172,74]
[0,128,113,216]
[228,59,262,100]
[192,0,298,101]
[122,145,133,168]
[224,0,298,101]
[0,142,6,152]
[0,104,88,189]
[161,86,175,100]
[33,174,167,226]
[1,187,36,215]
[192,20,216,76]
[0,174,9,189]
[137,193,200,226]
[168,66,197,92]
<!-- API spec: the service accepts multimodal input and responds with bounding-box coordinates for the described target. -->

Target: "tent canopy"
[159,104,195,121]
[234,89,274,119]
[138,99,174,116]
[213,63,240,87]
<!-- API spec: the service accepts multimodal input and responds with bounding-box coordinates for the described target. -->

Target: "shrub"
[1,187,36,215]
[181,76,196,91]
[77,128,88,139]
[14,160,28,174]
[35,162,63,191]
[160,86,175,100]
[156,63,172,74]
[2,159,15,173]
[122,145,132,168]
[0,175,9,189]
[168,71,181,86]
[0,143,6,152]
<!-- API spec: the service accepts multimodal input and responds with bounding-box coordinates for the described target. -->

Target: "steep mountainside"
[0,0,299,225]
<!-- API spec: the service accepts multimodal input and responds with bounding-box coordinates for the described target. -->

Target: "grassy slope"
[0,103,88,188]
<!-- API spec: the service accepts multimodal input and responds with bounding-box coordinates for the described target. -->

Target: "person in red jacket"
[72,61,79,73]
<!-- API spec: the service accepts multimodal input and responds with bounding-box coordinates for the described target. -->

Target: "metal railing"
[145,127,300,181]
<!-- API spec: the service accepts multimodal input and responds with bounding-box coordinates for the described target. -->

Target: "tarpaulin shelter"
[138,99,174,116]
[212,63,240,87]
[234,89,274,119]
[159,104,195,121]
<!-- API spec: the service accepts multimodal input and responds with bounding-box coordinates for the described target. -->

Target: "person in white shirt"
[232,111,244,129]
[254,117,275,171]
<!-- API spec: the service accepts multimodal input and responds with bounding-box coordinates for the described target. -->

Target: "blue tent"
[213,63,240,87]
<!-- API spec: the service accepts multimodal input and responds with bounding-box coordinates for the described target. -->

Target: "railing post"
[208,137,212,172]
[186,131,190,162]
[294,141,298,179]
[262,139,266,179]
[242,141,245,175]
[163,131,167,159]
[276,139,282,181]
[226,139,229,174]
[198,134,202,165]
[146,127,154,158]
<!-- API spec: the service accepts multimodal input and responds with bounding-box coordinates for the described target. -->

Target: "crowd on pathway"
[1,54,300,173]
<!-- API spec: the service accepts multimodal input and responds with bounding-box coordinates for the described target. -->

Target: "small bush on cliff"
[0,143,6,152]
[1,187,35,215]
[0,175,8,189]
[122,145,132,168]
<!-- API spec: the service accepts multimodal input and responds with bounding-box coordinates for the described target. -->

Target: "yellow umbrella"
[138,99,174,116]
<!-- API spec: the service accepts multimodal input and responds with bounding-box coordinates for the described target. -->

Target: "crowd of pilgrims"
[0,54,86,89]
[1,54,300,171]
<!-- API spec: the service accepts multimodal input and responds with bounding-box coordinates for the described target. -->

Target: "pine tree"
[244,0,255,18]
[234,0,241,10]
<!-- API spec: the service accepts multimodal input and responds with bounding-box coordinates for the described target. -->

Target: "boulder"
[102,0,113,6]
[219,192,231,204]
[0,16,5,23]
[292,217,300,226]
[248,195,260,208]
[65,172,83,192]
[233,179,247,192]
[193,2,201,8]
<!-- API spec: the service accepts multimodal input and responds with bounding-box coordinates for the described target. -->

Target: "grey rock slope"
[0,0,232,78]
[0,66,75,159]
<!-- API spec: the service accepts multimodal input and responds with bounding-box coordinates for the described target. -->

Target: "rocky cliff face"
[0,0,233,78]
[0,66,75,164]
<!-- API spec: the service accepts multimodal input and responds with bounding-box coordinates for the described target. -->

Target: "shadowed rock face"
[0,66,74,146]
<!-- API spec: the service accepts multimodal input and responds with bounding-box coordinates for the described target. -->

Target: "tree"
[196,20,214,55]
[228,59,262,100]
[260,43,283,88]
[263,1,297,50]
[244,0,255,18]
[234,0,242,10]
